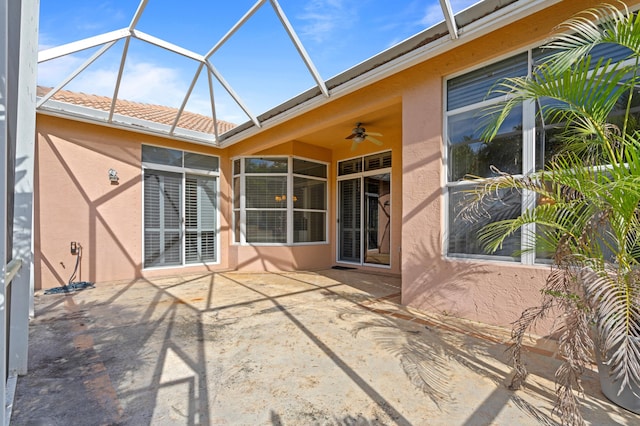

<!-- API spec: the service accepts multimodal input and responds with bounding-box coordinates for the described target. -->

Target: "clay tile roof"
[37,86,236,135]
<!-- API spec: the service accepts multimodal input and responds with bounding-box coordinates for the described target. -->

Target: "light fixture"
[274,195,297,203]
[353,135,365,143]
[108,168,119,183]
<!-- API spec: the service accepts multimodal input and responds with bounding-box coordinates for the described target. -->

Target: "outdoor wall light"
[108,168,119,183]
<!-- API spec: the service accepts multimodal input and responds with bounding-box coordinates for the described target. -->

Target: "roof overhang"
[37,100,218,147]
[217,0,560,147]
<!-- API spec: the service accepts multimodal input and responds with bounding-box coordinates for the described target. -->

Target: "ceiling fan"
[345,122,383,151]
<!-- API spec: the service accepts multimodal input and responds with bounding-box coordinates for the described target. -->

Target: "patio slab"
[10,269,640,425]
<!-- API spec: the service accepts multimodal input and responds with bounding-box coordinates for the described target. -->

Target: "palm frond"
[482,56,632,145]
[544,2,637,71]
[553,303,592,426]
[463,4,640,423]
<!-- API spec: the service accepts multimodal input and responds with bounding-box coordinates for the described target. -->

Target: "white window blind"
[143,145,219,267]
[234,156,327,244]
[293,177,326,243]
[339,178,361,261]
[144,170,183,267]
[185,175,217,263]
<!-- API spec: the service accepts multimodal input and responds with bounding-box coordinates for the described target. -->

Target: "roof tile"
[37,86,236,134]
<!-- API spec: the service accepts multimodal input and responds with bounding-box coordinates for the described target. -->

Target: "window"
[233,156,327,245]
[445,44,634,263]
[446,54,529,260]
[142,145,219,267]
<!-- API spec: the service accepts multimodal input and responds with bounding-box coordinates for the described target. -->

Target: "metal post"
[0,1,9,423]
[10,0,39,378]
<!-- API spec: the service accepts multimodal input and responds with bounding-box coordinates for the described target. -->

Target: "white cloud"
[115,62,186,105]
[39,57,224,116]
[297,0,352,43]
[38,54,85,88]
[420,3,446,27]
[38,56,252,122]
[420,0,481,27]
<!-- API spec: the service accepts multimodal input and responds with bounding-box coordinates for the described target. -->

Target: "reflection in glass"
[448,185,521,259]
[448,107,523,181]
[364,174,391,265]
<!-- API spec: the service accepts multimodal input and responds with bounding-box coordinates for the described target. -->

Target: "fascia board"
[38,100,218,146]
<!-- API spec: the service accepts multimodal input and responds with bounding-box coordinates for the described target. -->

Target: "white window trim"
[232,155,329,246]
[336,150,392,269]
[141,145,221,270]
[443,48,534,264]
[442,42,639,265]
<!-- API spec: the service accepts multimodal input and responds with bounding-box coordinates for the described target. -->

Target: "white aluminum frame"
[34,0,495,147]
[2,1,38,425]
[232,155,329,246]
[141,146,221,270]
[335,151,393,269]
[36,0,331,143]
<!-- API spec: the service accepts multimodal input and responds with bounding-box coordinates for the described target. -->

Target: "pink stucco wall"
[232,245,332,271]
[35,116,342,289]
[397,1,604,329]
[34,0,621,332]
[400,76,549,322]
[35,117,238,288]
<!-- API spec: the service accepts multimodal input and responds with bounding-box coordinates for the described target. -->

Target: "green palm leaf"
[460,3,640,424]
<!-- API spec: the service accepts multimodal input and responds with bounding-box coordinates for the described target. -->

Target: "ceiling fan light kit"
[345,122,383,150]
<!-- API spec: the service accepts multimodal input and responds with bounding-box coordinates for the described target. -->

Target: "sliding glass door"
[338,178,361,262]
[142,145,219,268]
[337,152,391,266]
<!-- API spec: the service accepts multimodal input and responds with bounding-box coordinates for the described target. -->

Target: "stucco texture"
[33,0,619,332]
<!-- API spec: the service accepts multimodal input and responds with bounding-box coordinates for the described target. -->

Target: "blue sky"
[38,0,479,123]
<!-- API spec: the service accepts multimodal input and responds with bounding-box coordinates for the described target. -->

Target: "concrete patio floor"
[10,269,640,425]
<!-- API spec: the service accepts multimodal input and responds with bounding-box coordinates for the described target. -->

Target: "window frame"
[443,48,540,264]
[443,41,640,264]
[141,144,221,269]
[232,155,329,246]
[336,150,393,268]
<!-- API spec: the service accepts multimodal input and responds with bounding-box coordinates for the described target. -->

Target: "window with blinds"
[143,145,219,268]
[339,151,392,176]
[444,42,633,262]
[337,152,392,266]
[185,175,217,263]
[143,170,183,267]
[233,156,327,245]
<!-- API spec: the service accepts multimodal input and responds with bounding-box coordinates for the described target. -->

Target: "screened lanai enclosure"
[34,0,475,144]
[2,1,573,424]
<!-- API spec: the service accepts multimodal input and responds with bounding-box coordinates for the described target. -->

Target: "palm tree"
[462,3,640,424]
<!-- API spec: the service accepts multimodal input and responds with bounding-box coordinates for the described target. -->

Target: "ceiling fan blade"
[367,131,383,137]
[366,135,383,145]
[351,140,359,151]
[345,133,356,139]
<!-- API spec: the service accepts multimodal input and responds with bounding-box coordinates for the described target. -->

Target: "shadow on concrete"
[11,270,640,425]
